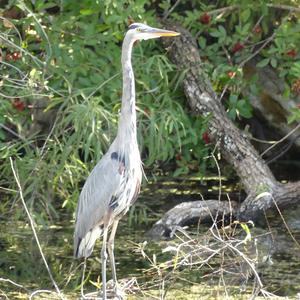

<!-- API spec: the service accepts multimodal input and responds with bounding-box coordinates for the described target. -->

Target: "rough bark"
[158,21,300,223]
[243,58,300,148]
[147,200,238,239]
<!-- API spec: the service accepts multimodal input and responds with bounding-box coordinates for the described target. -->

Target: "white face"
[127,23,180,41]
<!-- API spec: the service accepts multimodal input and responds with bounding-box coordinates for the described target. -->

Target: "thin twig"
[267,3,300,13]
[208,4,300,16]
[162,0,182,21]
[266,133,300,164]
[270,193,300,249]
[9,157,65,300]
[239,32,276,68]
[19,3,53,64]
[0,278,27,291]
[207,151,223,238]
[0,123,25,141]
[261,123,300,157]
[219,15,286,102]
[0,92,50,99]
[0,61,27,78]
[210,228,263,288]
[29,289,56,300]
[208,5,238,18]
[86,72,120,101]
[0,33,44,67]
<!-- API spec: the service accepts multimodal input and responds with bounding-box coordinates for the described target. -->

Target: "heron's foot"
[105,280,124,299]
[99,280,122,300]
[82,285,117,299]
[114,284,126,300]
[117,277,140,298]
[104,277,139,299]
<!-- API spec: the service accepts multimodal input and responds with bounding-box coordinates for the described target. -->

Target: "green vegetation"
[0,1,212,218]
[1,0,300,216]
[1,0,300,298]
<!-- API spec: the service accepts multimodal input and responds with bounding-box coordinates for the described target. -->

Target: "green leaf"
[291,62,300,77]
[198,36,206,49]
[270,58,277,68]
[229,94,238,105]
[240,223,252,243]
[218,25,226,37]
[228,108,237,120]
[283,84,290,99]
[241,8,251,22]
[173,166,188,177]
[210,30,222,38]
[0,130,6,141]
[242,23,251,34]
[287,108,300,124]
[80,9,95,15]
[256,58,270,68]
[237,99,252,118]
[36,2,58,10]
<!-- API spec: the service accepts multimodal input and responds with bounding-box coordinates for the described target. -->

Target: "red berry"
[286,49,297,58]
[227,71,236,79]
[12,98,25,111]
[232,42,244,54]
[5,53,13,61]
[12,52,21,60]
[292,79,300,94]
[253,26,262,34]
[202,132,210,144]
[175,153,182,161]
[200,13,211,25]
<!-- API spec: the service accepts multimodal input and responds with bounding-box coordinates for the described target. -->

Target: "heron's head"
[127,23,180,41]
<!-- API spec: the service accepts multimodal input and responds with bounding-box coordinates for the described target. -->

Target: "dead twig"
[261,123,300,158]
[9,157,65,300]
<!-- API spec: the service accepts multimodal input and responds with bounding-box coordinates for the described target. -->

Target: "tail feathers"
[74,226,103,258]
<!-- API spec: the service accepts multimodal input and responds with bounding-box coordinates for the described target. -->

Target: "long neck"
[117,35,137,143]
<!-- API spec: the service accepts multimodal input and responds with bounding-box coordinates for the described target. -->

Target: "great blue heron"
[74,23,179,299]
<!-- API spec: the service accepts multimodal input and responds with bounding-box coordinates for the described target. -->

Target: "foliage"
[0,0,299,221]
[0,0,210,218]
[171,0,300,121]
[1,0,300,299]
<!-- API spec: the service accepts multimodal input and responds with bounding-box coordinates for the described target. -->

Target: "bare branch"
[9,157,65,300]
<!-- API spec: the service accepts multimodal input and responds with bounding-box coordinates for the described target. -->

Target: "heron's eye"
[136,28,142,32]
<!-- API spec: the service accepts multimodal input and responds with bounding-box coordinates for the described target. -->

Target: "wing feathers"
[74,153,123,258]
[74,144,142,258]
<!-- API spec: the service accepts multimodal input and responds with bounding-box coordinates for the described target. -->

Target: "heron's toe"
[114,287,126,300]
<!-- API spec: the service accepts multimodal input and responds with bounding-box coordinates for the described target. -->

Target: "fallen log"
[147,200,238,239]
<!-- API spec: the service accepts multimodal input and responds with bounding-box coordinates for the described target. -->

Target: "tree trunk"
[159,21,300,222]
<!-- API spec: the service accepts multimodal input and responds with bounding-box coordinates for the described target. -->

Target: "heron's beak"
[148,28,180,37]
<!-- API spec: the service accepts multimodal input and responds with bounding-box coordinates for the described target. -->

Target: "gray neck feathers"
[117,34,137,144]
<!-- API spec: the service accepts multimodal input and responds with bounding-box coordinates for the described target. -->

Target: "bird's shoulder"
[74,147,126,233]
[80,148,125,198]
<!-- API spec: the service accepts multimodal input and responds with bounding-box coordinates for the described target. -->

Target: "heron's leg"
[101,225,109,300]
[107,219,119,284]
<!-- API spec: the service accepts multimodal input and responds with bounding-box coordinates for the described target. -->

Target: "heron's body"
[74,140,142,258]
[73,23,179,299]
[74,31,142,257]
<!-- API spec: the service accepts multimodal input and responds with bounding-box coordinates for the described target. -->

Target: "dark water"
[1,178,300,299]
